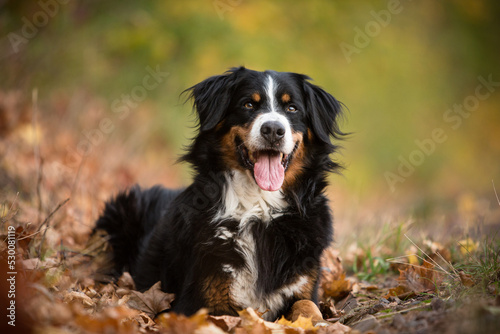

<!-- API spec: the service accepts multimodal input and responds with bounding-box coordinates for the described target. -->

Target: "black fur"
[93,67,345,320]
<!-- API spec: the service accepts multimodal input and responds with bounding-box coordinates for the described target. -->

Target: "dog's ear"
[302,79,345,145]
[184,67,245,132]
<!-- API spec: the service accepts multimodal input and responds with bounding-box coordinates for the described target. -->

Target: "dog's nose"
[260,121,286,144]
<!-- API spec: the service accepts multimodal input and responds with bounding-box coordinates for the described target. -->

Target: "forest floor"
[1,92,499,334]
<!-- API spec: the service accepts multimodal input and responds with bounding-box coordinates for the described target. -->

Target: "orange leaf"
[156,309,211,334]
[322,273,352,301]
[277,315,317,331]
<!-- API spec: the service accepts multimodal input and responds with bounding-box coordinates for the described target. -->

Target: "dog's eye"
[286,105,297,112]
[243,102,254,110]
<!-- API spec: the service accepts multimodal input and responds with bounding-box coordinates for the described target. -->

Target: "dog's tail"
[92,185,179,279]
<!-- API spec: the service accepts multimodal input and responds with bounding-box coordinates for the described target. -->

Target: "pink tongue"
[254,152,285,191]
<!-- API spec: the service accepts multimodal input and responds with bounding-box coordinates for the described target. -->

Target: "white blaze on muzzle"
[246,76,295,191]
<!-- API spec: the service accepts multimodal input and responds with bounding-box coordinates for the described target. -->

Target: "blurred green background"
[1,0,499,229]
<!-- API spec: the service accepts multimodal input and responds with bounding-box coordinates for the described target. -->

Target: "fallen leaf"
[208,315,242,332]
[384,261,444,298]
[117,271,136,290]
[317,322,351,334]
[277,315,317,331]
[322,273,353,302]
[156,309,225,334]
[127,281,175,319]
[74,305,138,334]
[84,287,98,298]
[383,285,413,299]
[238,308,280,331]
[100,283,116,294]
[135,312,156,330]
[403,260,443,292]
[458,238,479,255]
[406,248,420,266]
[64,290,95,308]
[318,300,340,320]
[321,248,344,281]
[459,271,475,287]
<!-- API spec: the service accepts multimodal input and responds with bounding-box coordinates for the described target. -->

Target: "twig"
[17,227,47,241]
[457,240,481,266]
[1,192,20,224]
[32,88,43,224]
[8,192,20,213]
[493,180,500,207]
[36,198,70,257]
[404,234,451,277]
[70,152,87,199]
[36,198,70,233]
[386,257,455,277]
[435,251,460,277]
[374,303,431,320]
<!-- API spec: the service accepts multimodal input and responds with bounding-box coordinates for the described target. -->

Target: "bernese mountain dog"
[94,66,345,321]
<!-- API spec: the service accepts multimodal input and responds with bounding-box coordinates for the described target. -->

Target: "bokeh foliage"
[1,0,499,214]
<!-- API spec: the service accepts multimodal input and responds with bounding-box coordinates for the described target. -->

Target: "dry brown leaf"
[64,290,95,308]
[459,271,475,287]
[384,261,444,298]
[208,314,242,332]
[316,322,351,334]
[84,286,98,298]
[99,283,116,294]
[322,273,353,302]
[117,271,136,290]
[401,260,443,292]
[383,285,413,299]
[318,300,340,320]
[238,308,278,332]
[127,281,175,319]
[321,248,344,281]
[135,312,156,330]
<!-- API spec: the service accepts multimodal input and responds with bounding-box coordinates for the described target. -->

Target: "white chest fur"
[231,229,308,320]
[215,170,288,225]
[213,171,304,320]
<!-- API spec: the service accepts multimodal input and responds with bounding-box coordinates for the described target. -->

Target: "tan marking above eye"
[251,92,261,102]
[281,93,291,103]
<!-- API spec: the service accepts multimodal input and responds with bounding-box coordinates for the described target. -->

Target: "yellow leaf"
[407,254,419,265]
[458,238,479,255]
[277,315,316,331]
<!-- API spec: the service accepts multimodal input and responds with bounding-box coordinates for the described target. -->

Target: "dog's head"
[183,67,344,192]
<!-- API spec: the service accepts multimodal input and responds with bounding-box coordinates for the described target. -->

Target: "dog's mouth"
[236,137,298,192]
